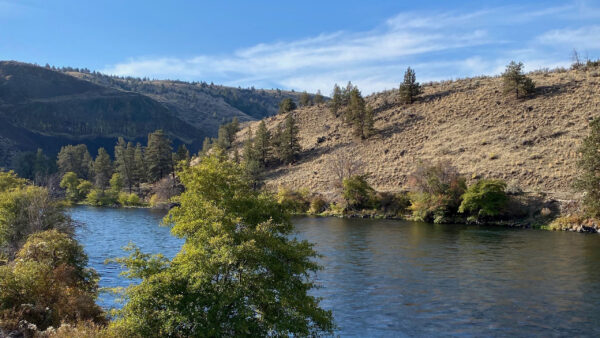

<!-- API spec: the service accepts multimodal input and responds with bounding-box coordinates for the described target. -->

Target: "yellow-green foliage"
[118,192,143,207]
[0,230,105,331]
[0,170,27,193]
[547,214,586,231]
[459,179,508,221]
[109,155,333,336]
[277,186,310,213]
[60,172,93,203]
[309,195,328,214]
[0,185,70,256]
[408,192,450,223]
[342,175,375,210]
[85,189,117,206]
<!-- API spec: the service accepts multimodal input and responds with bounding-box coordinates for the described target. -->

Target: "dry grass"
[234,67,600,201]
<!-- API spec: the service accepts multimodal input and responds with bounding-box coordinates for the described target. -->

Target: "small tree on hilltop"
[329,84,343,117]
[575,118,600,217]
[299,91,311,107]
[278,98,297,114]
[502,61,535,98]
[314,90,324,105]
[399,67,422,104]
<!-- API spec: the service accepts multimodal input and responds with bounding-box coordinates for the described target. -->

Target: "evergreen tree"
[277,114,301,164]
[133,143,147,186]
[399,67,422,104]
[314,90,324,105]
[174,144,191,164]
[329,84,343,117]
[278,98,297,114]
[146,130,173,182]
[502,61,535,98]
[346,87,376,139]
[342,81,355,106]
[57,144,93,179]
[299,91,311,107]
[243,127,261,186]
[92,148,112,189]
[216,118,240,149]
[254,120,271,166]
[201,137,212,154]
[114,138,136,192]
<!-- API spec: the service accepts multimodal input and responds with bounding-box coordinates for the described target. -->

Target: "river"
[71,206,600,337]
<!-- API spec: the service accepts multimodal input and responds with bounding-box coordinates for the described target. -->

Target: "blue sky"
[2,0,599,94]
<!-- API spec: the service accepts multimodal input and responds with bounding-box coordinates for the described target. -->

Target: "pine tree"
[502,61,535,98]
[277,114,301,164]
[299,91,311,107]
[342,81,355,106]
[346,87,375,139]
[399,67,422,104]
[57,144,93,179]
[114,137,135,192]
[314,90,324,105]
[174,144,190,164]
[146,130,173,182]
[254,120,271,166]
[243,127,261,186]
[201,137,212,154]
[133,143,147,186]
[329,84,343,117]
[93,148,112,189]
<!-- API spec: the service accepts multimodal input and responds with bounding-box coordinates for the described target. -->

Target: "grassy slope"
[237,67,600,201]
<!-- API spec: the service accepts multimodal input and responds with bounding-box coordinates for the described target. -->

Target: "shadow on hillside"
[419,89,457,102]
[377,113,424,139]
[264,142,351,181]
[535,80,578,98]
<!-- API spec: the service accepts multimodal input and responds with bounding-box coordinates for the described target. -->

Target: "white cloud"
[102,2,600,94]
[537,25,600,50]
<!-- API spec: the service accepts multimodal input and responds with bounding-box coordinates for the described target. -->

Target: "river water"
[71,206,600,337]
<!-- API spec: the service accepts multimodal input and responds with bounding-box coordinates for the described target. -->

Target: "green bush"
[342,175,375,210]
[408,192,450,223]
[118,192,143,207]
[376,192,410,215]
[459,179,508,221]
[309,195,328,214]
[85,189,117,206]
[276,187,310,213]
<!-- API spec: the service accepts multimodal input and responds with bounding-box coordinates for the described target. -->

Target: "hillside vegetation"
[237,66,600,201]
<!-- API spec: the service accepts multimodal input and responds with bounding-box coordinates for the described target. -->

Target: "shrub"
[309,195,328,214]
[376,192,410,216]
[277,187,310,213]
[407,160,466,222]
[459,179,508,221]
[575,118,600,217]
[118,192,143,207]
[547,214,586,231]
[85,189,117,206]
[0,230,105,332]
[342,175,375,210]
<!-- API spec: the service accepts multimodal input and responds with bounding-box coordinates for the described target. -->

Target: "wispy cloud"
[103,1,600,94]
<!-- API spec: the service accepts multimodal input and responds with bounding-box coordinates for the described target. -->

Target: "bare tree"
[329,153,364,189]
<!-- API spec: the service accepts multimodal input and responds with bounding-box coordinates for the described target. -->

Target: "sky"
[2,0,600,94]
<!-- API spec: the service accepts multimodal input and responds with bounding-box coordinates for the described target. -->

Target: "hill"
[64,69,307,135]
[236,66,600,200]
[0,61,307,166]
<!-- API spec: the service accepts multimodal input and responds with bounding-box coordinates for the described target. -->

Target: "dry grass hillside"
[236,67,600,201]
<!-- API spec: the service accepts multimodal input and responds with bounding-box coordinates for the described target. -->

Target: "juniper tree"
[399,67,422,104]
[502,61,535,98]
[278,98,297,114]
